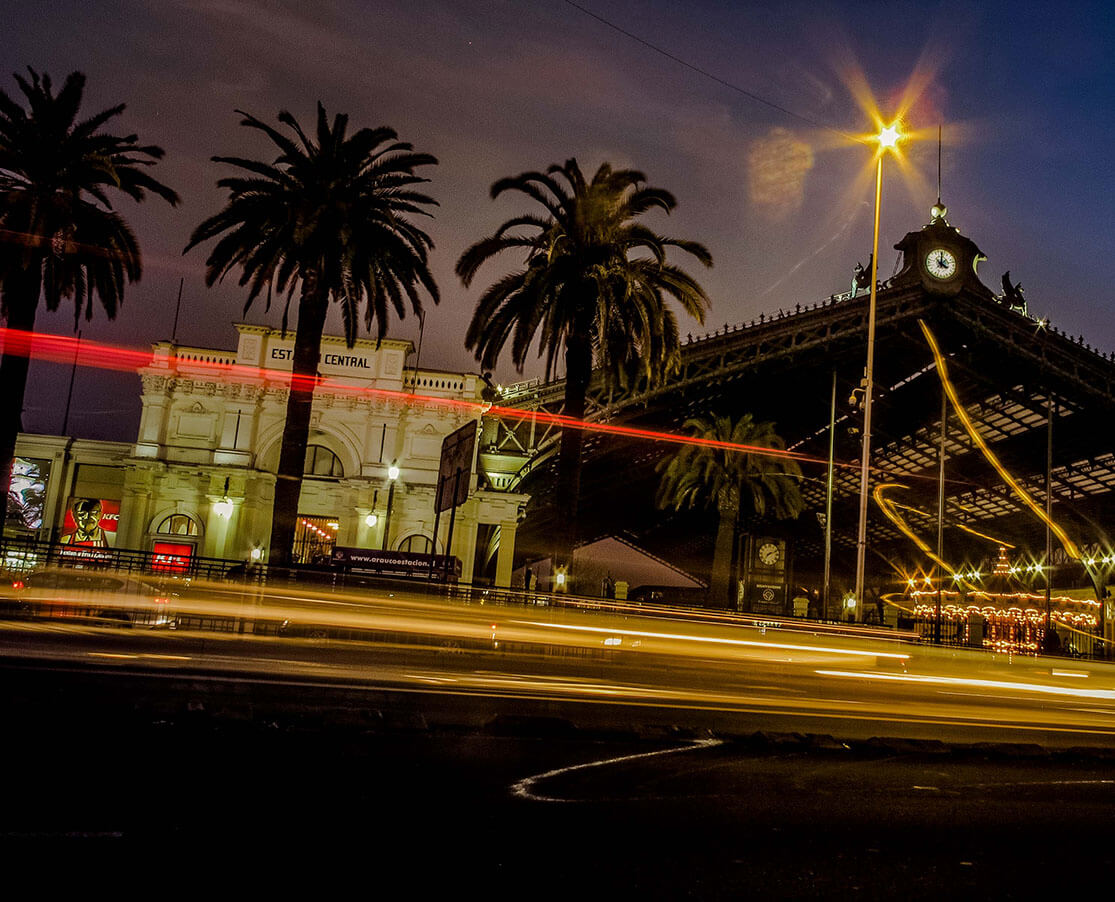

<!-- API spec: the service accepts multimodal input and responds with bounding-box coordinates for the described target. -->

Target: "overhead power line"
[561,0,856,142]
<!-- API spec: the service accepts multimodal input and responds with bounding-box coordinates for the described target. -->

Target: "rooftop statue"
[1000,271,1027,315]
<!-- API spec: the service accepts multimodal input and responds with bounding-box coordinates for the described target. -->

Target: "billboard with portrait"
[60,498,120,547]
[7,457,50,531]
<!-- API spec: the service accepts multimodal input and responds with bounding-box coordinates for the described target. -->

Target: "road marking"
[511,738,721,803]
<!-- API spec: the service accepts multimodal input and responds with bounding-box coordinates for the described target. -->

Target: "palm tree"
[458,159,711,578]
[186,104,438,567]
[656,413,804,608]
[0,69,178,534]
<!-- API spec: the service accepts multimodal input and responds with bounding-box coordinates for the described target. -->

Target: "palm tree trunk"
[0,278,40,538]
[268,273,327,568]
[553,334,592,582]
[709,488,739,608]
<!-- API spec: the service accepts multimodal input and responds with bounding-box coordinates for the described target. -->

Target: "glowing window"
[156,513,199,536]
[304,444,344,478]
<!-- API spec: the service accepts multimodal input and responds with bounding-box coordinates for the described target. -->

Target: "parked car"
[3,569,178,628]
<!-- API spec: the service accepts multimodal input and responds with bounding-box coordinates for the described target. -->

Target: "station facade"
[9,324,528,586]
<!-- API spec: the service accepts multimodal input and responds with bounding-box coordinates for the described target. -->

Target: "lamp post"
[854,121,902,616]
[381,462,400,551]
[823,370,836,620]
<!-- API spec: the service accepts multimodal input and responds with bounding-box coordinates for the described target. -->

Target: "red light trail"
[0,326,912,476]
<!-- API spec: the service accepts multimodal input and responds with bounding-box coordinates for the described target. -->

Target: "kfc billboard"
[60,498,120,547]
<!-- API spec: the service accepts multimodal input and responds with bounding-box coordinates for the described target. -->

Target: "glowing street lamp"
[213,476,234,518]
[854,119,904,616]
[877,123,901,149]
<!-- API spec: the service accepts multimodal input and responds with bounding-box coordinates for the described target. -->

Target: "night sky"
[3,0,1113,440]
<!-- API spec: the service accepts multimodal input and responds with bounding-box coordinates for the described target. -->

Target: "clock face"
[926,247,958,280]
[757,541,781,567]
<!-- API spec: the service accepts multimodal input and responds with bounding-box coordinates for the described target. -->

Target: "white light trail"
[816,669,1115,701]
[518,621,910,659]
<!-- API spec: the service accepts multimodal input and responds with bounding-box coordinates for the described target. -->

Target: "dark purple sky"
[4,0,1113,440]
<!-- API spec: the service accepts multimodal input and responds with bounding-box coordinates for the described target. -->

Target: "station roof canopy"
[504,210,1115,584]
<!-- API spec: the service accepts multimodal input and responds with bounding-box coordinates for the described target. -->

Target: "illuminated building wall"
[13,324,529,586]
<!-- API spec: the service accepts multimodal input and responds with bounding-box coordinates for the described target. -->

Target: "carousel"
[906,546,1100,655]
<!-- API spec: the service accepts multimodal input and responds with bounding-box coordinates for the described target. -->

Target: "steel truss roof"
[496,280,1115,581]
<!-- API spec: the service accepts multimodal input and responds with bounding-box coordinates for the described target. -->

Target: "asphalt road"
[5,602,1115,749]
[2,696,1112,899]
[5,589,1115,896]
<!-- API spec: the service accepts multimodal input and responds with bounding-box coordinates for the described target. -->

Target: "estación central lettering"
[271,347,370,368]
[322,353,369,368]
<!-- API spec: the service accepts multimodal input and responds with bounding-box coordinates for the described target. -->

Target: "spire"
[930,124,948,224]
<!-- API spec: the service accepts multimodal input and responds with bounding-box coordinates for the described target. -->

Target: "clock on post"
[743,536,787,614]
[757,540,782,568]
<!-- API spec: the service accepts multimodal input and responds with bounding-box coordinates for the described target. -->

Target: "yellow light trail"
[873,482,980,592]
[919,319,1081,560]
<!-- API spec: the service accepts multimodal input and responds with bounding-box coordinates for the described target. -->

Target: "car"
[4,569,179,629]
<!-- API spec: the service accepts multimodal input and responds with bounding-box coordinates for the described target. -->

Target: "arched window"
[397,534,433,554]
[304,444,344,478]
[156,513,199,536]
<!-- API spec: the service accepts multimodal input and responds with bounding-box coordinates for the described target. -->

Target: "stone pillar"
[203,469,242,561]
[453,518,479,584]
[238,473,272,563]
[203,497,232,559]
[118,487,150,551]
[354,507,374,549]
[335,483,358,547]
[136,396,169,446]
[495,520,517,588]
[119,465,157,550]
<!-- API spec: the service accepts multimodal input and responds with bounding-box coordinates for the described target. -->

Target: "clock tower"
[890,202,996,301]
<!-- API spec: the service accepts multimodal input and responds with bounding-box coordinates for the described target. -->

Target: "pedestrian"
[524,567,533,592]
[1043,627,1062,655]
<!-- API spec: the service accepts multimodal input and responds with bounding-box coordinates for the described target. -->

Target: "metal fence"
[0,537,252,583]
[911,614,1106,659]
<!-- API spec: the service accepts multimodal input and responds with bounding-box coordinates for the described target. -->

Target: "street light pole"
[382,462,400,551]
[935,384,947,643]
[823,370,836,620]
[854,123,900,615]
[1045,392,1054,636]
[854,156,884,615]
